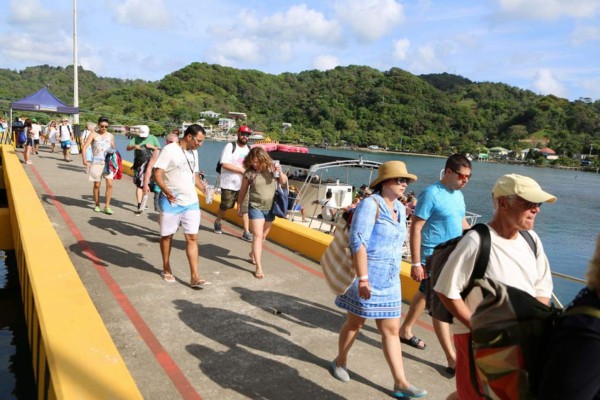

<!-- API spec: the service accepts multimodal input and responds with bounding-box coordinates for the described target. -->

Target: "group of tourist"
[124,123,287,286]
[328,152,598,399]
[14,115,598,398]
[17,117,77,165]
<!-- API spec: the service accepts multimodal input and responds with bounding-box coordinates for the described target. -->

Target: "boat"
[266,149,482,261]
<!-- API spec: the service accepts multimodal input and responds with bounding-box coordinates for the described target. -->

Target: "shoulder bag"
[320,197,379,295]
[271,182,289,218]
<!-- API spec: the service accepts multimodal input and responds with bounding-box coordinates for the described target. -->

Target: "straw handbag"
[320,198,379,295]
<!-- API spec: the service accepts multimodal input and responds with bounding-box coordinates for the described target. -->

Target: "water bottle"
[205,185,214,204]
[140,193,148,210]
[273,160,280,178]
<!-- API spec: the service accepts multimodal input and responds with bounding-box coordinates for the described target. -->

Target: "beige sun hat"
[492,174,556,203]
[369,160,417,189]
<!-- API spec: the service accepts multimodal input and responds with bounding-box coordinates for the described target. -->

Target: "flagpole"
[73,0,79,126]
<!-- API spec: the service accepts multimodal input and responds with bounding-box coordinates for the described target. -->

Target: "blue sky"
[1,0,599,101]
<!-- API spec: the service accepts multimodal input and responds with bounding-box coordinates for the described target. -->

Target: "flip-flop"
[190,280,212,289]
[160,272,176,283]
[400,335,427,350]
[254,271,265,279]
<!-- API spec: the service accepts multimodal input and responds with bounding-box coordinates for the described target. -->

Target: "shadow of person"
[41,194,89,209]
[174,299,387,395]
[187,344,345,400]
[87,216,158,241]
[68,240,158,274]
[231,287,380,341]
[197,243,257,276]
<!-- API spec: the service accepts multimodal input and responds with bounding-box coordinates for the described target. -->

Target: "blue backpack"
[18,130,27,144]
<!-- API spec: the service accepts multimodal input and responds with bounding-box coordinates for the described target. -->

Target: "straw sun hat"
[369,160,418,189]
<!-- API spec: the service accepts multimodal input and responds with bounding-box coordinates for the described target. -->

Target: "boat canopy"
[268,151,379,170]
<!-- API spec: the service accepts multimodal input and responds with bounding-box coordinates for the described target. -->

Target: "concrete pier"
[20,145,455,399]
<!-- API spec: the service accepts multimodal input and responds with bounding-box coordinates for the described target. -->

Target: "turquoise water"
[0,250,36,399]
[115,137,600,304]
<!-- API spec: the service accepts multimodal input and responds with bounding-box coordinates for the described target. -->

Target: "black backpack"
[425,223,537,323]
[215,141,250,174]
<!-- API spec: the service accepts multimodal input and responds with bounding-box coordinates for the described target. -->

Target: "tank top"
[91,133,113,164]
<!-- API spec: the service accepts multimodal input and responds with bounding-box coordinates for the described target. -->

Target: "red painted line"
[29,165,202,400]
[201,214,434,332]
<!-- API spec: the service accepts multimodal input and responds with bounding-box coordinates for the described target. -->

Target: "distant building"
[218,118,237,132]
[538,147,558,160]
[488,146,510,158]
[200,110,220,119]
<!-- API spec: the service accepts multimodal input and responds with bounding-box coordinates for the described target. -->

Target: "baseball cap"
[139,125,150,138]
[492,174,556,203]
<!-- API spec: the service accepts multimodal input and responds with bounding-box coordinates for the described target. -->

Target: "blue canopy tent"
[6,88,79,144]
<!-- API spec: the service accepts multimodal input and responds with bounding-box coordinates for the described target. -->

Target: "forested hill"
[1,63,598,157]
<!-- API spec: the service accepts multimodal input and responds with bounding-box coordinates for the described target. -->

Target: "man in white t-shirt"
[213,125,252,241]
[434,174,556,400]
[31,118,42,154]
[313,189,338,221]
[57,118,74,162]
[153,124,210,289]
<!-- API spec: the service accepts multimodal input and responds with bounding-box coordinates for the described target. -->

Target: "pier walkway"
[20,146,455,399]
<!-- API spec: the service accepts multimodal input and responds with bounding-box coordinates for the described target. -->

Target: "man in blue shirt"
[399,154,472,376]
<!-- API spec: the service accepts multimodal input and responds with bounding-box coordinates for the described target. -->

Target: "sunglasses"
[99,124,109,128]
[396,177,411,185]
[239,132,250,137]
[513,196,542,210]
[450,168,472,180]
[192,136,204,144]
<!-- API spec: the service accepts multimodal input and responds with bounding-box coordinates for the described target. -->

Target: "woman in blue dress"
[330,161,427,399]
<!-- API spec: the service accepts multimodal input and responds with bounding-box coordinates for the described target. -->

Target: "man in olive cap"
[435,173,556,400]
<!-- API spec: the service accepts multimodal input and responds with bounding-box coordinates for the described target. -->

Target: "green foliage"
[1,64,599,154]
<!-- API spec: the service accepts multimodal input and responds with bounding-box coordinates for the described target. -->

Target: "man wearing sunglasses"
[153,124,210,289]
[435,174,555,399]
[214,125,253,241]
[399,153,472,375]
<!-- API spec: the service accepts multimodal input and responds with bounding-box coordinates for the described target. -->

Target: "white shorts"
[88,163,114,182]
[159,208,201,236]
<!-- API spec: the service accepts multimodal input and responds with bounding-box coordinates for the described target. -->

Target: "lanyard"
[180,146,195,175]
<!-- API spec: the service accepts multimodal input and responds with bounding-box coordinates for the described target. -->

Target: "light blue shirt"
[349,195,406,289]
[414,181,466,258]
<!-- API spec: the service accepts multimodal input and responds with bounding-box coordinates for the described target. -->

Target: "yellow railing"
[1,145,142,399]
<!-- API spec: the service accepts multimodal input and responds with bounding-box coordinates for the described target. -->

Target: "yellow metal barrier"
[1,145,142,399]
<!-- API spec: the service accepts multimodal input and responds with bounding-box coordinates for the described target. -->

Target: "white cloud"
[335,0,405,42]
[314,55,340,71]
[212,38,262,65]
[115,0,170,28]
[533,69,567,97]
[570,25,600,45]
[254,5,342,45]
[0,32,71,66]
[403,45,447,74]
[392,38,410,60]
[497,0,600,20]
[9,0,52,25]
[208,4,342,69]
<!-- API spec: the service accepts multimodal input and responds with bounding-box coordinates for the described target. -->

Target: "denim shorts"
[248,207,275,222]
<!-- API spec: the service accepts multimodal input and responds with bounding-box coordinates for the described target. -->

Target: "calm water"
[115,137,600,303]
[0,250,36,399]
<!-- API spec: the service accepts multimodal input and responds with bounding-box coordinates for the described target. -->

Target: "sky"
[1,0,600,102]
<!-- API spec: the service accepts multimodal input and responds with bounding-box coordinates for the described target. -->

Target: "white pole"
[73,0,79,125]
